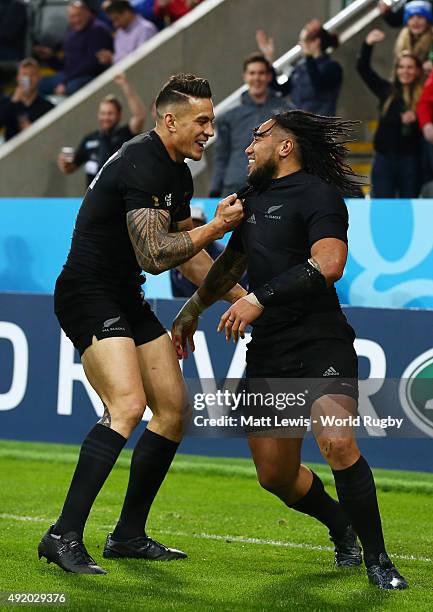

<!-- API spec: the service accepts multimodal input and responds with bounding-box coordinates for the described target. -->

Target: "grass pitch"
[0,439,432,611]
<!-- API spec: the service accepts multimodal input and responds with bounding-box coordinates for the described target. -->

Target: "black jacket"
[356,41,421,155]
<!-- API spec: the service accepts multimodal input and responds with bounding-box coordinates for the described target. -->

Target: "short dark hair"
[243,52,272,73]
[155,74,212,117]
[105,0,133,14]
[100,94,122,114]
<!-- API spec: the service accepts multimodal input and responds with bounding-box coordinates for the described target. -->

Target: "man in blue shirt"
[210,53,291,197]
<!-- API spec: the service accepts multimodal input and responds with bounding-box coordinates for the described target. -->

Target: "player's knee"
[318,437,357,465]
[153,396,192,431]
[108,395,147,430]
[257,465,299,495]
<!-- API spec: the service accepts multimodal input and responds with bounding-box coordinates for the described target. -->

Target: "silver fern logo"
[266,205,283,214]
[103,316,121,328]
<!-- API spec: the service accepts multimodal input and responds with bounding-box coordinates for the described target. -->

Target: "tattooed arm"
[126,194,244,274]
[172,245,248,358]
[173,217,247,303]
[197,246,248,307]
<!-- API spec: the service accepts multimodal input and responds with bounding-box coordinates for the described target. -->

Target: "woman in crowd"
[256,19,343,116]
[358,28,424,197]
[394,0,433,67]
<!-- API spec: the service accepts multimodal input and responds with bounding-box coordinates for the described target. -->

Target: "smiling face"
[108,9,134,30]
[396,55,421,85]
[245,118,292,188]
[97,101,121,132]
[243,61,272,98]
[407,14,429,35]
[67,4,92,31]
[168,97,215,161]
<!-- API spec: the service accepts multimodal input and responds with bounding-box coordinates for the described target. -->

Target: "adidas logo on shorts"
[323,366,340,377]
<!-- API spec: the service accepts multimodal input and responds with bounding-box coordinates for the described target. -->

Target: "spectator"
[35,0,113,97]
[153,0,202,25]
[97,0,157,65]
[394,0,433,64]
[357,29,423,197]
[132,0,164,28]
[210,53,292,197]
[170,205,244,297]
[415,65,433,188]
[57,73,145,186]
[256,20,343,116]
[0,59,53,140]
[378,0,432,28]
[0,0,27,60]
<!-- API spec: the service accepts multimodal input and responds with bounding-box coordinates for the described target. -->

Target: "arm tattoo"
[127,209,195,274]
[98,405,111,428]
[203,247,247,300]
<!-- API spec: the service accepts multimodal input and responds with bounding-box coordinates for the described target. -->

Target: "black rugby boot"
[331,525,363,568]
[38,526,106,574]
[103,533,187,560]
[367,553,408,590]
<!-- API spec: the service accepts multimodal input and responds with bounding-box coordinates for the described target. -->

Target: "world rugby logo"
[399,348,433,437]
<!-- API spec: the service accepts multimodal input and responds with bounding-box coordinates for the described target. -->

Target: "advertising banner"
[1,198,433,308]
[1,293,432,471]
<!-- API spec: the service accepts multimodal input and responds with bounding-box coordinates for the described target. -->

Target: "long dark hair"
[272,110,363,197]
[383,51,423,115]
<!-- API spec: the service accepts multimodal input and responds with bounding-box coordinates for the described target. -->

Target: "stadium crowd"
[3,0,433,197]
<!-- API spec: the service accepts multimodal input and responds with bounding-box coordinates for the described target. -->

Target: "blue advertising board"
[1,293,432,472]
[1,198,433,308]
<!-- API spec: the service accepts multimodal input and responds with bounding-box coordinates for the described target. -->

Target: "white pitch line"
[1,514,430,563]
[156,529,432,563]
[0,513,47,523]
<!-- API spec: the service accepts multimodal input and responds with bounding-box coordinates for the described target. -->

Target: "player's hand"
[171,312,198,359]
[213,194,244,236]
[365,29,385,45]
[218,296,263,343]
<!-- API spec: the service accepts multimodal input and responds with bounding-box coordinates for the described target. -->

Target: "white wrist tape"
[243,292,264,310]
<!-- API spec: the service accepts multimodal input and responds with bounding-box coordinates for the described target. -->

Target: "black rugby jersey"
[229,169,348,328]
[63,130,193,285]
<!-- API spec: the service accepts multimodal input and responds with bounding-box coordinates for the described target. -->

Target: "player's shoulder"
[293,171,342,196]
[285,171,347,213]
[121,130,154,155]
[119,130,192,192]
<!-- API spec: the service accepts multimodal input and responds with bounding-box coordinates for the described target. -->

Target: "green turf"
[0,439,432,611]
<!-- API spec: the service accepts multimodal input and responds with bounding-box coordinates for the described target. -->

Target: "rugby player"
[172,110,408,590]
[38,74,245,574]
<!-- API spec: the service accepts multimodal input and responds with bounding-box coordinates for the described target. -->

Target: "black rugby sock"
[112,428,179,540]
[332,456,386,567]
[289,471,350,539]
[53,424,126,538]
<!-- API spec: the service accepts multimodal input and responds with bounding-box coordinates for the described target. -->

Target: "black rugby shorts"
[246,312,359,405]
[54,274,166,356]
